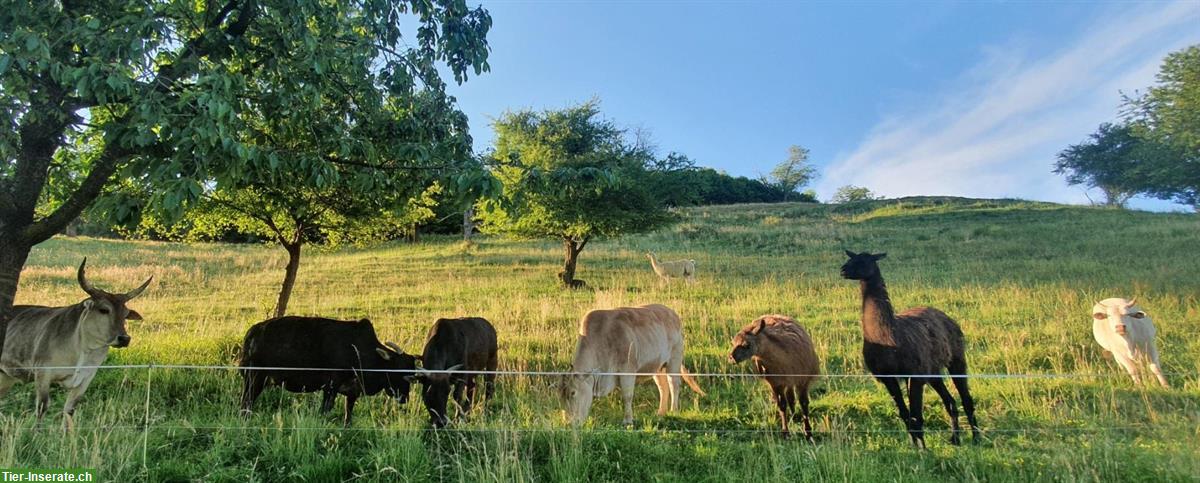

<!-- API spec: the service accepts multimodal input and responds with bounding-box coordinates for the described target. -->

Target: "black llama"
[840,250,980,447]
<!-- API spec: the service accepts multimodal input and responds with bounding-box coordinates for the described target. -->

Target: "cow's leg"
[61,377,97,432]
[33,374,52,423]
[1147,343,1169,388]
[319,389,337,414]
[461,375,478,415]
[619,374,636,426]
[928,377,961,445]
[773,387,791,437]
[342,392,358,427]
[907,378,927,449]
[653,371,670,415]
[668,353,684,413]
[798,388,814,443]
[240,371,266,416]
[0,373,16,399]
[1113,352,1142,385]
[484,354,498,403]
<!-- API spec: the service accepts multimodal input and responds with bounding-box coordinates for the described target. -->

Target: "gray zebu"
[0,259,151,429]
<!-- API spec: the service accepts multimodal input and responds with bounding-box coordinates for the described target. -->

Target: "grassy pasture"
[2,197,1198,482]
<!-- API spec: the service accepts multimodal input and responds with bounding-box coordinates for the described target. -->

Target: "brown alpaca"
[840,250,980,447]
[729,315,820,440]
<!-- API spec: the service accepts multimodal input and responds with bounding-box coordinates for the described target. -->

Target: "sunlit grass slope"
[2,197,1198,481]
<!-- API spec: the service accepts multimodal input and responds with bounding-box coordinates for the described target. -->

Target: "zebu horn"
[385,341,404,354]
[77,258,100,297]
[123,276,153,301]
[1125,297,1137,308]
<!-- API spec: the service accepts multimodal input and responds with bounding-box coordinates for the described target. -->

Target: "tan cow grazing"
[0,259,151,430]
[728,315,820,440]
[561,304,705,426]
[1092,297,1169,387]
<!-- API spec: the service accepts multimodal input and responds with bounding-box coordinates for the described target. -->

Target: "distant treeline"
[421,165,815,235]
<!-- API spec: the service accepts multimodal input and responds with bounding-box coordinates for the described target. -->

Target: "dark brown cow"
[239,316,417,426]
[417,317,498,428]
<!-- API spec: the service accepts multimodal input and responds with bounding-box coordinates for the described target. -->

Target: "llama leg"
[907,378,927,449]
[798,388,814,443]
[948,358,981,442]
[879,377,911,437]
[1147,344,1169,388]
[928,378,961,445]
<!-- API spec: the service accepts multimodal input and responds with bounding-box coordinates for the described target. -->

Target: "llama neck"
[859,276,896,344]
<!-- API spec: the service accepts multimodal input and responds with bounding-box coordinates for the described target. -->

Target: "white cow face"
[560,373,595,426]
[1092,298,1146,337]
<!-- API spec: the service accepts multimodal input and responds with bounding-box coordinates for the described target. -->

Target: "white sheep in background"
[646,252,696,285]
[1091,297,1169,387]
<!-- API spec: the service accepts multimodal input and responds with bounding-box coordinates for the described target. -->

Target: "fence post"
[142,364,153,470]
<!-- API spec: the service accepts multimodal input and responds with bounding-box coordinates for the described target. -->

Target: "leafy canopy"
[765,145,817,199]
[1124,44,1200,208]
[1052,123,1166,208]
[479,100,672,242]
[0,0,491,244]
[831,185,882,204]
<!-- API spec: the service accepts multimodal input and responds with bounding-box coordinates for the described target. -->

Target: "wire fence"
[11,363,1196,379]
[1,362,1191,469]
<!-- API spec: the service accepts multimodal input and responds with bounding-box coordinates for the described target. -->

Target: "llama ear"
[844,250,856,258]
[873,252,887,260]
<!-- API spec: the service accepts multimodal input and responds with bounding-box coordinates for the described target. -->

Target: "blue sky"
[446,1,1200,211]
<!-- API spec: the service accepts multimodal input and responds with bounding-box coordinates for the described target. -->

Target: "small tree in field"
[831,185,882,203]
[764,145,817,200]
[479,101,672,288]
[1053,123,1152,208]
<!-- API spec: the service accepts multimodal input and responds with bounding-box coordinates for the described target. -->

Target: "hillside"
[3,198,1198,481]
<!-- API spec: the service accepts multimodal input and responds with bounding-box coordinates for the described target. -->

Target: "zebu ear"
[750,318,766,335]
[126,309,143,321]
[872,252,887,260]
[844,250,856,258]
[376,348,392,361]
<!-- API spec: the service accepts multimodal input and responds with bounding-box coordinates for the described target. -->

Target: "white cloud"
[818,2,1200,208]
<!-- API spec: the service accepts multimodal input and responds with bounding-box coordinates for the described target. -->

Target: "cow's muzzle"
[112,334,131,348]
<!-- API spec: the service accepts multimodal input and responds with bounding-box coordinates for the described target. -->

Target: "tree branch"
[22,147,129,244]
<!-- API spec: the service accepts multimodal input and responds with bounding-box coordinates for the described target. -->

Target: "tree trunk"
[462,205,475,243]
[274,242,302,318]
[558,237,588,288]
[0,236,32,360]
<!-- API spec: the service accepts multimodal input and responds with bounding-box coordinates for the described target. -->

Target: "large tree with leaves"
[1124,44,1200,209]
[0,1,490,355]
[479,101,672,288]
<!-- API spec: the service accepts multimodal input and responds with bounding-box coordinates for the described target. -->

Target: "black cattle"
[238,316,417,426]
[418,317,498,428]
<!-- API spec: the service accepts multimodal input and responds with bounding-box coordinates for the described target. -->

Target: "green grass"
[3,197,1199,482]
